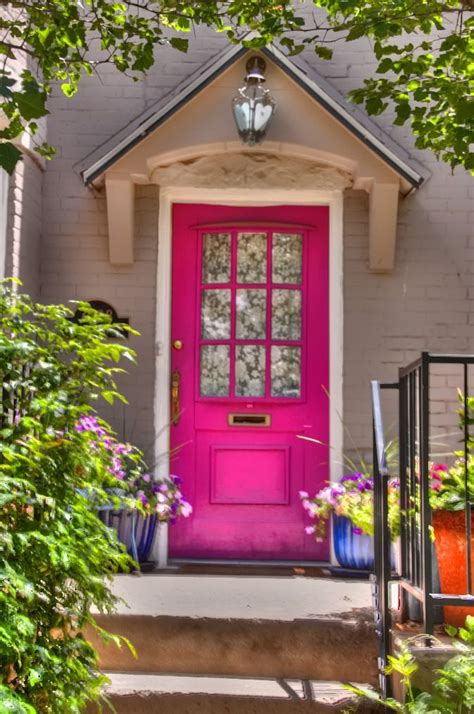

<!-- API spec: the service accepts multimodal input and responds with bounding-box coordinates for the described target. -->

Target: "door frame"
[153,186,344,567]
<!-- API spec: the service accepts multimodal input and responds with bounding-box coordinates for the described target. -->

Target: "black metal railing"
[372,352,474,696]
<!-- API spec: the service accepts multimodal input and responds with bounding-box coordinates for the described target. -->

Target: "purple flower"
[341,473,363,483]
[136,490,147,506]
[75,415,106,437]
[171,475,182,485]
[352,527,363,535]
[114,442,132,455]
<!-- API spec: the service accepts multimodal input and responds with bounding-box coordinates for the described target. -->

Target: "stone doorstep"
[85,673,380,713]
[88,613,378,685]
[103,573,372,620]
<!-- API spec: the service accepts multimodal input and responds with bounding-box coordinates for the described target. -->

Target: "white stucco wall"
[33,22,473,467]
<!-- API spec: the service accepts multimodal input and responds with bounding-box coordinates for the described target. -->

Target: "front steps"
[87,572,379,712]
[96,673,379,712]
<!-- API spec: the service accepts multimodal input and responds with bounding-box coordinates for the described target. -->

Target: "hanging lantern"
[232,56,276,146]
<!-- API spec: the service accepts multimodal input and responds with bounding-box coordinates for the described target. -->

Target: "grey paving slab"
[107,574,372,620]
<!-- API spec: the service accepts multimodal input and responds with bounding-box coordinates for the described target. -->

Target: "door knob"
[173,340,183,350]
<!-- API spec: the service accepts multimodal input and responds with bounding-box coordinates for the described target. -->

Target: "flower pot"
[432,510,474,627]
[333,515,375,570]
[98,505,158,567]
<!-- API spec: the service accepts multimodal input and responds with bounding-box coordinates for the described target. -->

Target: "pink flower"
[299,491,309,499]
[305,525,315,535]
[180,501,193,518]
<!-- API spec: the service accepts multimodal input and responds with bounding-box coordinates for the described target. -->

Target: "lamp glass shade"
[232,83,276,146]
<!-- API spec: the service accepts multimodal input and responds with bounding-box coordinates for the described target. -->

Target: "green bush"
[0,284,142,712]
[347,616,474,712]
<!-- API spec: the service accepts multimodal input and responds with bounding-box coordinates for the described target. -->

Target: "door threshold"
[168,558,331,568]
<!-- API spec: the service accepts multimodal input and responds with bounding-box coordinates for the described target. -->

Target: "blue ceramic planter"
[333,514,375,571]
[97,490,158,566]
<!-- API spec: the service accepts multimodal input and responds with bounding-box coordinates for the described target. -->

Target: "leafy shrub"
[347,616,474,712]
[0,284,151,712]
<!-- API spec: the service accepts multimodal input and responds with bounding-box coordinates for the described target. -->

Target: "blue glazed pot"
[98,495,158,565]
[333,514,374,571]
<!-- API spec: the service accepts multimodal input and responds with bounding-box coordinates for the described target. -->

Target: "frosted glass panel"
[200,345,230,396]
[236,289,266,339]
[235,345,266,397]
[201,289,231,339]
[271,346,301,398]
[202,233,231,283]
[272,290,301,340]
[272,233,302,284]
[237,232,267,283]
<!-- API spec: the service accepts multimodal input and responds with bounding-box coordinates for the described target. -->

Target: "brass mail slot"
[228,413,271,427]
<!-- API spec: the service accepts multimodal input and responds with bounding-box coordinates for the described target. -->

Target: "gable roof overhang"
[78,37,430,273]
[79,39,428,190]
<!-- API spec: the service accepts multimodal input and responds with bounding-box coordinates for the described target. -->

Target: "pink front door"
[169,204,329,561]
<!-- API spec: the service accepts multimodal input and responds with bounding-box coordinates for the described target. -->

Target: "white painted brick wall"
[5,151,42,298]
[40,184,158,461]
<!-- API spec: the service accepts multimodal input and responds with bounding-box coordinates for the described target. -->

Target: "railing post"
[420,352,434,635]
[371,381,392,698]
[398,371,408,619]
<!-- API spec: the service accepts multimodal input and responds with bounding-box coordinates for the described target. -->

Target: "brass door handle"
[171,370,180,426]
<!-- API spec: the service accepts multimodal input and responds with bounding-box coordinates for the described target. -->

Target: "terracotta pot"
[432,510,474,627]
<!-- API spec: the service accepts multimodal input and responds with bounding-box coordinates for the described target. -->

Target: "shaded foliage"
[0,283,142,713]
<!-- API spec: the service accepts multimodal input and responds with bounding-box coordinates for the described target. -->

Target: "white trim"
[153,187,343,567]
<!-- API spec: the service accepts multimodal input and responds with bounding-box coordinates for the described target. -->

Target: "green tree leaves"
[0,0,472,174]
[0,284,141,712]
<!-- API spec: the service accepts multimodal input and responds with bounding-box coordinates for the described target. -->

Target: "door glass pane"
[200,345,230,396]
[271,346,301,398]
[272,233,302,284]
[236,289,266,339]
[201,289,231,339]
[237,232,267,283]
[235,345,266,397]
[272,290,301,340]
[202,233,231,283]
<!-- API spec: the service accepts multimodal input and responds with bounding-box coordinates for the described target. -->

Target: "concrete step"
[89,613,378,684]
[87,673,381,713]
[88,574,377,685]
